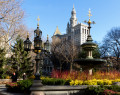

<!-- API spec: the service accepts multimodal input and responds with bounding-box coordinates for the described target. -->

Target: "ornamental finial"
[47,35,49,40]
[84,9,95,34]
[37,16,40,27]
[27,32,29,38]
[88,8,92,21]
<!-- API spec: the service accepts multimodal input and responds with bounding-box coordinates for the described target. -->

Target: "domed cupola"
[34,16,42,38]
[71,5,76,14]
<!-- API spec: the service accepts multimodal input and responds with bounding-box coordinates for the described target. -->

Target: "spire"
[37,16,40,27]
[72,4,76,13]
[73,4,74,9]
[53,26,61,35]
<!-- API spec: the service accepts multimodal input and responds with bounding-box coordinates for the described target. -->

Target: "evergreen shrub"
[17,79,33,92]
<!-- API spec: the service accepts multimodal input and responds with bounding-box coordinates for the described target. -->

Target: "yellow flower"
[29,75,35,79]
[114,79,120,82]
[6,76,10,79]
[78,80,83,85]
[98,80,103,85]
[103,79,112,85]
[74,80,79,85]
[70,80,74,86]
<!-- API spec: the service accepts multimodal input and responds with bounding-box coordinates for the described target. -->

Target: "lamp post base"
[31,80,43,87]
[35,74,41,80]
[30,80,43,95]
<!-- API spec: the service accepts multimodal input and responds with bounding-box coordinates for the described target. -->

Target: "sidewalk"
[0,84,29,95]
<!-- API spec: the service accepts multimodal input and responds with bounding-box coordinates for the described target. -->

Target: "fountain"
[74,9,106,71]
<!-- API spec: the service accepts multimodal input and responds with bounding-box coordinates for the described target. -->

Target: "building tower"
[52,5,89,48]
[70,5,77,28]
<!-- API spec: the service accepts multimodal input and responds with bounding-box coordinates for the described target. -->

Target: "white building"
[52,5,89,47]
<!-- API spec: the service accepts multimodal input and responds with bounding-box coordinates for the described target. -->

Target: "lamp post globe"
[24,33,32,51]
[34,26,42,38]
[44,35,50,52]
[34,37,42,51]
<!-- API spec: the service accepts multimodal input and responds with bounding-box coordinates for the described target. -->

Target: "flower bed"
[41,77,120,86]
[70,79,115,85]
[51,70,120,80]
[6,70,120,94]
[6,77,120,95]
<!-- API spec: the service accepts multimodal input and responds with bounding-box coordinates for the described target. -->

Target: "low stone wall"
[0,79,11,84]
[30,80,94,95]
[30,85,88,95]
[0,79,23,84]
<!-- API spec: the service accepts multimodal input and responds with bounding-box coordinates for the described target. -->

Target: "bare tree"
[101,27,120,63]
[51,39,78,72]
[51,41,65,72]
[0,0,24,42]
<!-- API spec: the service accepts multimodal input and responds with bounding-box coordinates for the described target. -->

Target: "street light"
[24,16,49,81]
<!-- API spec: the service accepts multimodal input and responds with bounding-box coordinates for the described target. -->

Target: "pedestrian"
[23,73,26,80]
[11,72,17,82]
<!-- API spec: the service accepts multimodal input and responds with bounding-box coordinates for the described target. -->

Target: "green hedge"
[6,78,70,93]
[17,79,33,92]
[42,78,70,85]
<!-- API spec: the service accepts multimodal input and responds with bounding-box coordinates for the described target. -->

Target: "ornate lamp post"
[24,17,50,93]
[24,16,43,81]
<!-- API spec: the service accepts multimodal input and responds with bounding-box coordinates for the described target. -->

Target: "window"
[85,29,86,34]
[82,28,84,34]
[68,36,71,40]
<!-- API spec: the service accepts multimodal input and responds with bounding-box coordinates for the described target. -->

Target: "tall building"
[52,5,89,47]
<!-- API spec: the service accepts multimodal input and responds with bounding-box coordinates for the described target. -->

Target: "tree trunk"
[70,63,72,72]
[60,61,62,73]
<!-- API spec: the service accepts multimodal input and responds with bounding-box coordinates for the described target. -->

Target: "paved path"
[0,84,29,95]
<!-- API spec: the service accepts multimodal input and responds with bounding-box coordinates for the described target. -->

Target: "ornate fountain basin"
[74,58,107,70]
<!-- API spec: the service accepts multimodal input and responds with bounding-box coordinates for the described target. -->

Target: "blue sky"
[22,0,120,43]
